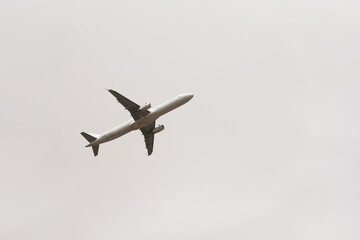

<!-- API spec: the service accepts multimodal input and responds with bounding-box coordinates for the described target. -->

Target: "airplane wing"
[107,89,149,121]
[140,121,155,155]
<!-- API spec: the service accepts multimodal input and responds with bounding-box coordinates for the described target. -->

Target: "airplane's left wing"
[141,121,155,155]
[107,89,149,120]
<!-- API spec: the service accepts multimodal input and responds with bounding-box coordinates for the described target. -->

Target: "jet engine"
[139,102,151,111]
[152,124,165,134]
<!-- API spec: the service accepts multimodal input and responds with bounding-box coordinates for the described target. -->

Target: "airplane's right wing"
[140,121,155,156]
[107,89,149,120]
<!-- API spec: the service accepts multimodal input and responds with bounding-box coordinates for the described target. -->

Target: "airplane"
[81,89,194,156]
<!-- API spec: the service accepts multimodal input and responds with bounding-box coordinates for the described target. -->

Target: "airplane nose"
[185,93,194,100]
[178,93,194,102]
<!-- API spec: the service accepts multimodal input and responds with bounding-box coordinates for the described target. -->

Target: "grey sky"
[1,0,360,239]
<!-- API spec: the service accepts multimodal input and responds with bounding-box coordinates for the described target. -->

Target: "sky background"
[1,0,360,239]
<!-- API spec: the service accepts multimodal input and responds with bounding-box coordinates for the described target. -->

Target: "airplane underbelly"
[133,114,157,129]
[99,122,133,144]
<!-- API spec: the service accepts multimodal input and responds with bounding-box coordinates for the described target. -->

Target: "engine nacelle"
[152,124,165,134]
[139,102,151,111]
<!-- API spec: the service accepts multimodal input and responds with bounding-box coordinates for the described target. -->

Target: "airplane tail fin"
[81,132,100,156]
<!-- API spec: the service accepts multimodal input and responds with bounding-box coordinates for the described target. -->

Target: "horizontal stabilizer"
[81,132,100,156]
[92,145,99,156]
[81,132,98,143]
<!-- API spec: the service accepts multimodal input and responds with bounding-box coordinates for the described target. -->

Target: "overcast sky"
[1,0,360,239]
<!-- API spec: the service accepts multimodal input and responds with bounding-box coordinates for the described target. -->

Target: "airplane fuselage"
[86,93,193,147]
